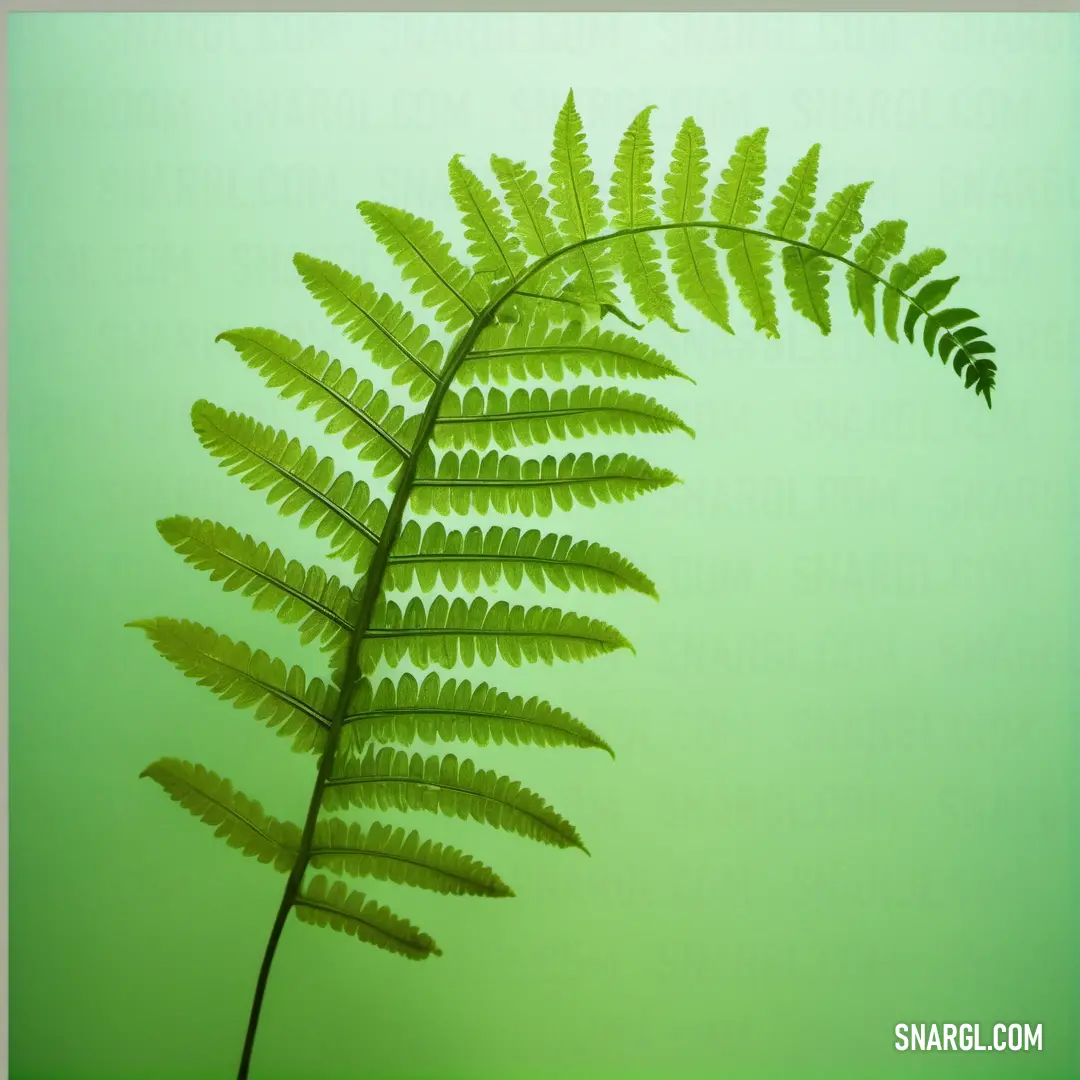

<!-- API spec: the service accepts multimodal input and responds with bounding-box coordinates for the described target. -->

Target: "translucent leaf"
[141,758,300,873]
[190,401,383,572]
[157,516,353,650]
[357,201,487,332]
[433,384,692,451]
[386,519,657,598]
[661,117,732,332]
[410,448,679,518]
[345,671,614,755]
[294,874,441,961]
[765,144,821,242]
[324,745,586,850]
[609,105,682,330]
[449,155,526,282]
[310,817,512,897]
[361,595,632,673]
[126,618,333,754]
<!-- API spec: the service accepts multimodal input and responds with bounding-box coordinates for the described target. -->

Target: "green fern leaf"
[292,254,442,401]
[141,758,301,872]
[490,154,563,260]
[156,516,353,649]
[362,596,631,672]
[780,247,832,335]
[126,618,333,753]
[921,306,979,357]
[661,116,733,333]
[768,143,831,333]
[448,155,526,283]
[549,90,617,307]
[215,327,418,474]
[323,745,585,850]
[488,156,567,306]
[610,106,682,331]
[433,385,692,451]
[309,818,512,898]
[765,144,821,242]
[409,448,679,517]
[459,312,690,385]
[294,874,441,961]
[356,201,488,331]
[807,180,874,256]
[191,400,385,572]
[846,219,908,334]
[386,520,657,598]
[345,672,614,756]
[549,91,606,241]
[940,326,996,389]
[710,128,779,337]
[902,276,960,343]
[882,247,947,342]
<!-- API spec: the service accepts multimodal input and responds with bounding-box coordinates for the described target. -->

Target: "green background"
[9,12,1078,1080]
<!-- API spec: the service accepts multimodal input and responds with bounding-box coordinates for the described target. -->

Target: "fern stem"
[236,211,954,1078]
[235,297,505,1080]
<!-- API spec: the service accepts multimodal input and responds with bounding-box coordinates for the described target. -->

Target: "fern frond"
[357,202,487,332]
[215,327,419,474]
[309,818,513,898]
[434,385,692,451]
[323,745,585,850]
[711,128,779,337]
[448,155,525,283]
[460,313,690,385]
[141,758,300,873]
[846,219,907,334]
[126,618,333,753]
[610,106,682,331]
[386,520,657,598]
[410,448,679,516]
[156,516,352,649]
[294,874,441,960]
[191,401,384,572]
[133,94,1000,1070]
[661,116,733,333]
[362,596,632,672]
[549,90,617,307]
[292,254,442,402]
[345,672,614,756]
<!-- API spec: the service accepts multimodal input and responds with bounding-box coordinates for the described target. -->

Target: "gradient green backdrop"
[9,12,1079,1080]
